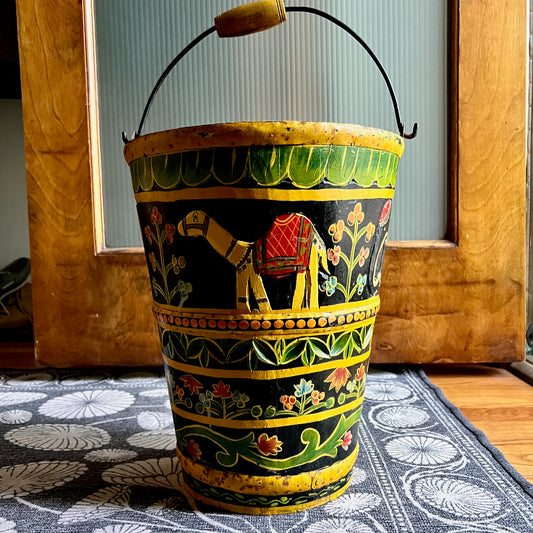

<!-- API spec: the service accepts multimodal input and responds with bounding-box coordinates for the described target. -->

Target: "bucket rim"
[123,120,404,164]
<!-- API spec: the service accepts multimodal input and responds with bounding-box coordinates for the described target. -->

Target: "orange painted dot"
[337,315,345,325]
[346,314,353,323]
[199,318,207,328]
[175,317,182,326]
[307,318,316,328]
[239,320,249,330]
[228,320,238,329]
[261,320,271,329]
[208,319,217,328]
[168,316,174,324]
[250,320,261,330]
[285,320,295,329]
[274,320,284,329]
[328,316,336,325]
[296,319,306,329]
[318,317,327,327]
[182,318,189,327]
[190,319,198,328]
[217,320,227,329]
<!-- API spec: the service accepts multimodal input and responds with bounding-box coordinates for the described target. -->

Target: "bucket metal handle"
[122,0,418,143]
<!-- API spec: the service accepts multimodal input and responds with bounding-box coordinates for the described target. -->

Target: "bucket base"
[178,443,359,515]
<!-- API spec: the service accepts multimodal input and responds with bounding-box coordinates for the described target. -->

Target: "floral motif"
[84,449,139,463]
[385,435,458,465]
[379,199,392,225]
[304,518,373,533]
[0,518,16,533]
[256,433,283,456]
[356,247,370,267]
[365,223,375,242]
[38,390,134,419]
[58,485,131,524]
[212,381,232,398]
[413,477,502,518]
[347,203,365,226]
[0,461,87,498]
[93,525,153,533]
[180,375,203,395]
[341,430,352,451]
[324,492,382,516]
[0,392,46,408]
[150,206,162,225]
[321,276,338,296]
[127,429,176,450]
[375,406,430,428]
[328,220,345,243]
[294,378,314,398]
[136,411,173,431]
[364,382,411,402]
[5,424,110,451]
[0,410,32,424]
[102,458,180,489]
[280,395,296,410]
[186,439,202,461]
[164,223,175,243]
[325,367,351,393]
[327,246,341,266]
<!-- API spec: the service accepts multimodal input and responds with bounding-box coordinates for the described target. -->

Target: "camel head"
[177,210,210,237]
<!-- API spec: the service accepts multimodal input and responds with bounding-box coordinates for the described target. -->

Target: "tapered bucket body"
[124,121,404,514]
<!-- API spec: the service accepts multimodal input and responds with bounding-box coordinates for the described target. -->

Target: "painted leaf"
[252,340,277,366]
[280,339,307,365]
[330,331,352,357]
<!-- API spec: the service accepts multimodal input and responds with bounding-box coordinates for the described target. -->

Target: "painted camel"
[177,211,328,312]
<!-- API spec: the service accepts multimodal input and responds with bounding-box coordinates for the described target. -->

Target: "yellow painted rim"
[184,479,351,515]
[177,442,358,496]
[124,121,404,164]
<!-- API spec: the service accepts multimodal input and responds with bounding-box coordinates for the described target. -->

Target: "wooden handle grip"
[215,0,286,38]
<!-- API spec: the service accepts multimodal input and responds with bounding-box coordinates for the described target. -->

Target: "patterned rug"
[0,366,531,533]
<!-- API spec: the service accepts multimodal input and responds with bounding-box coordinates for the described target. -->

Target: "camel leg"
[250,272,271,312]
[308,247,319,309]
[235,270,251,312]
[292,272,306,310]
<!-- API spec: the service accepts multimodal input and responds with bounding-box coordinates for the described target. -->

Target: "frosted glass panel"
[93,0,447,247]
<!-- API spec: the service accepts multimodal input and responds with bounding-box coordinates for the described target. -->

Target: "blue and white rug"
[0,366,531,532]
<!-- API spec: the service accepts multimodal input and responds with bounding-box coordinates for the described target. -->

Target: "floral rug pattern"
[0,366,531,532]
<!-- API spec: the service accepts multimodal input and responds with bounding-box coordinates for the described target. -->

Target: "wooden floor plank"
[424,364,533,483]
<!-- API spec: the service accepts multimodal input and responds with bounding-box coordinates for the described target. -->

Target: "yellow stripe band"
[135,186,394,204]
[177,442,358,497]
[163,350,369,380]
[170,395,364,429]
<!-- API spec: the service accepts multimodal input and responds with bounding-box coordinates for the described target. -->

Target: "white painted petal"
[38,390,134,419]
[364,383,411,401]
[324,492,382,516]
[0,461,87,498]
[5,424,110,451]
[92,525,153,533]
[375,406,429,428]
[385,435,458,465]
[102,457,180,489]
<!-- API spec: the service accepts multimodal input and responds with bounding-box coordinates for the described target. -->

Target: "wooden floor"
[423,364,533,484]
[1,345,532,484]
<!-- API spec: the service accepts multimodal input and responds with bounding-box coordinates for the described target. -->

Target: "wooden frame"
[15,0,527,367]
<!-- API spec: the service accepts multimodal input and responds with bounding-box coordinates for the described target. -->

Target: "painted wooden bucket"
[123,0,415,515]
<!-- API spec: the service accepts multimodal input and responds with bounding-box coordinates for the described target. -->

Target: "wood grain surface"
[15,0,527,367]
[424,364,533,483]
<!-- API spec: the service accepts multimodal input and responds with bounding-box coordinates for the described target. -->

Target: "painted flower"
[356,274,367,294]
[325,367,351,393]
[178,256,186,268]
[212,381,232,398]
[180,375,203,395]
[327,246,341,266]
[347,203,365,226]
[280,395,296,410]
[150,206,162,225]
[304,518,373,533]
[175,386,185,401]
[379,199,392,226]
[148,252,157,272]
[165,223,175,244]
[365,222,376,242]
[232,391,249,408]
[341,430,352,451]
[311,390,325,405]
[294,379,314,398]
[127,430,176,451]
[136,411,173,431]
[328,220,345,243]
[355,364,365,380]
[357,247,370,267]
[256,433,282,456]
[323,276,337,296]
[171,256,180,275]
[143,226,152,244]
[186,439,202,460]
[93,525,152,533]
[375,406,430,429]
[385,435,458,465]
[102,457,180,489]
[38,390,134,419]
[324,492,382,515]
